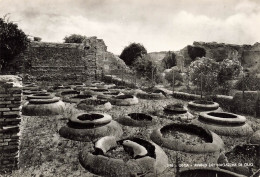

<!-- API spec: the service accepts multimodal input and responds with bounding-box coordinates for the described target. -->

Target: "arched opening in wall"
[187,46,206,60]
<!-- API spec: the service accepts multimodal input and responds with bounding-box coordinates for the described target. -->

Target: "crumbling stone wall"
[12,36,127,83]
[0,75,22,173]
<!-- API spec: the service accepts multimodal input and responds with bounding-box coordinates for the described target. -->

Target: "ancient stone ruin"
[0,75,22,173]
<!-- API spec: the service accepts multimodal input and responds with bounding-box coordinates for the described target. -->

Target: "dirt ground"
[3,97,260,177]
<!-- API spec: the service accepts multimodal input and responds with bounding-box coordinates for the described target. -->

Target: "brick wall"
[9,36,127,84]
[0,75,22,173]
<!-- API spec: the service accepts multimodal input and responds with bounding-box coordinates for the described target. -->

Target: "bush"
[235,75,260,91]
[64,34,86,43]
[33,37,42,42]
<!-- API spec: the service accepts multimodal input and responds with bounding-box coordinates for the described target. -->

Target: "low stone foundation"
[0,75,22,173]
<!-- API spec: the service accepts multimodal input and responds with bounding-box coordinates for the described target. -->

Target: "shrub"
[33,37,42,42]
[235,75,260,91]
[64,34,86,43]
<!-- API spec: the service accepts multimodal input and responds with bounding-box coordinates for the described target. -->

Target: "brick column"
[0,75,22,173]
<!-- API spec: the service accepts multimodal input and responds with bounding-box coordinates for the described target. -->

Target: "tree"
[217,58,243,84]
[161,51,177,69]
[119,43,147,66]
[164,67,183,86]
[187,45,206,60]
[63,34,86,43]
[133,54,161,83]
[0,16,30,73]
[189,57,219,93]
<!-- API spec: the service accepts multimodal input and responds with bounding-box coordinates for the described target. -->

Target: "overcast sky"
[0,0,260,54]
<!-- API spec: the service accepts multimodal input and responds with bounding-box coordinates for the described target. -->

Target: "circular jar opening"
[91,88,108,92]
[193,100,214,105]
[77,113,104,121]
[128,113,152,121]
[72,94,92,99]
[115,95,133,99]
[61,90,79,95]
[34,93,51,97]
[207,112,237,119]
[161,124,213,143]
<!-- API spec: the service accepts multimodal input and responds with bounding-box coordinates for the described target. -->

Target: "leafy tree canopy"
[63,34,86,43]
[187,45,206,60]
[161,51,177,69]
[0,16,30,72]
[119,43,147,66]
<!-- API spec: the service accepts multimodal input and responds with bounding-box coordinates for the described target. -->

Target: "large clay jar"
[188,100,220,112]
[109,95,139,106]
[161,103,194,121]
[192,111,253,137]
[116,113,157,127]
[150,123,224,153]
[22,93,65,116]
[136,91,165,100]
[59,113,123,142]
[79,136,168,176]
[77,98,112,111]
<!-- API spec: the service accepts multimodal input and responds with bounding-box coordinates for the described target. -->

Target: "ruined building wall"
[0,75,22,173]
[12,36,127,83]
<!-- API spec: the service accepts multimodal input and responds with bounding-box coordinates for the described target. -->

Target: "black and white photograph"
[0,0,260,176]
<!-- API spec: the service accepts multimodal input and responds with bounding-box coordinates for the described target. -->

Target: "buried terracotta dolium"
[188,100,220,112]
[192,111,253,136]
[79,136,168,177]
[116,113,157,127]
[59,113,122,142]
[109,94,139,106]
[150,123,224,153]
[77,98,112,111]
[22,94,65,116]
[161,103,194,121]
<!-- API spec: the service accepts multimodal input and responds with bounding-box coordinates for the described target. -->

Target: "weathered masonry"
[14,37,108,82]
[0,75,22,173]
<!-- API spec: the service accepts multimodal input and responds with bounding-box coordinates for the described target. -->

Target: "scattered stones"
[59,113,123,142]
[192,112,254,136]
[150,123,224,153]
[79,136,168,176]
